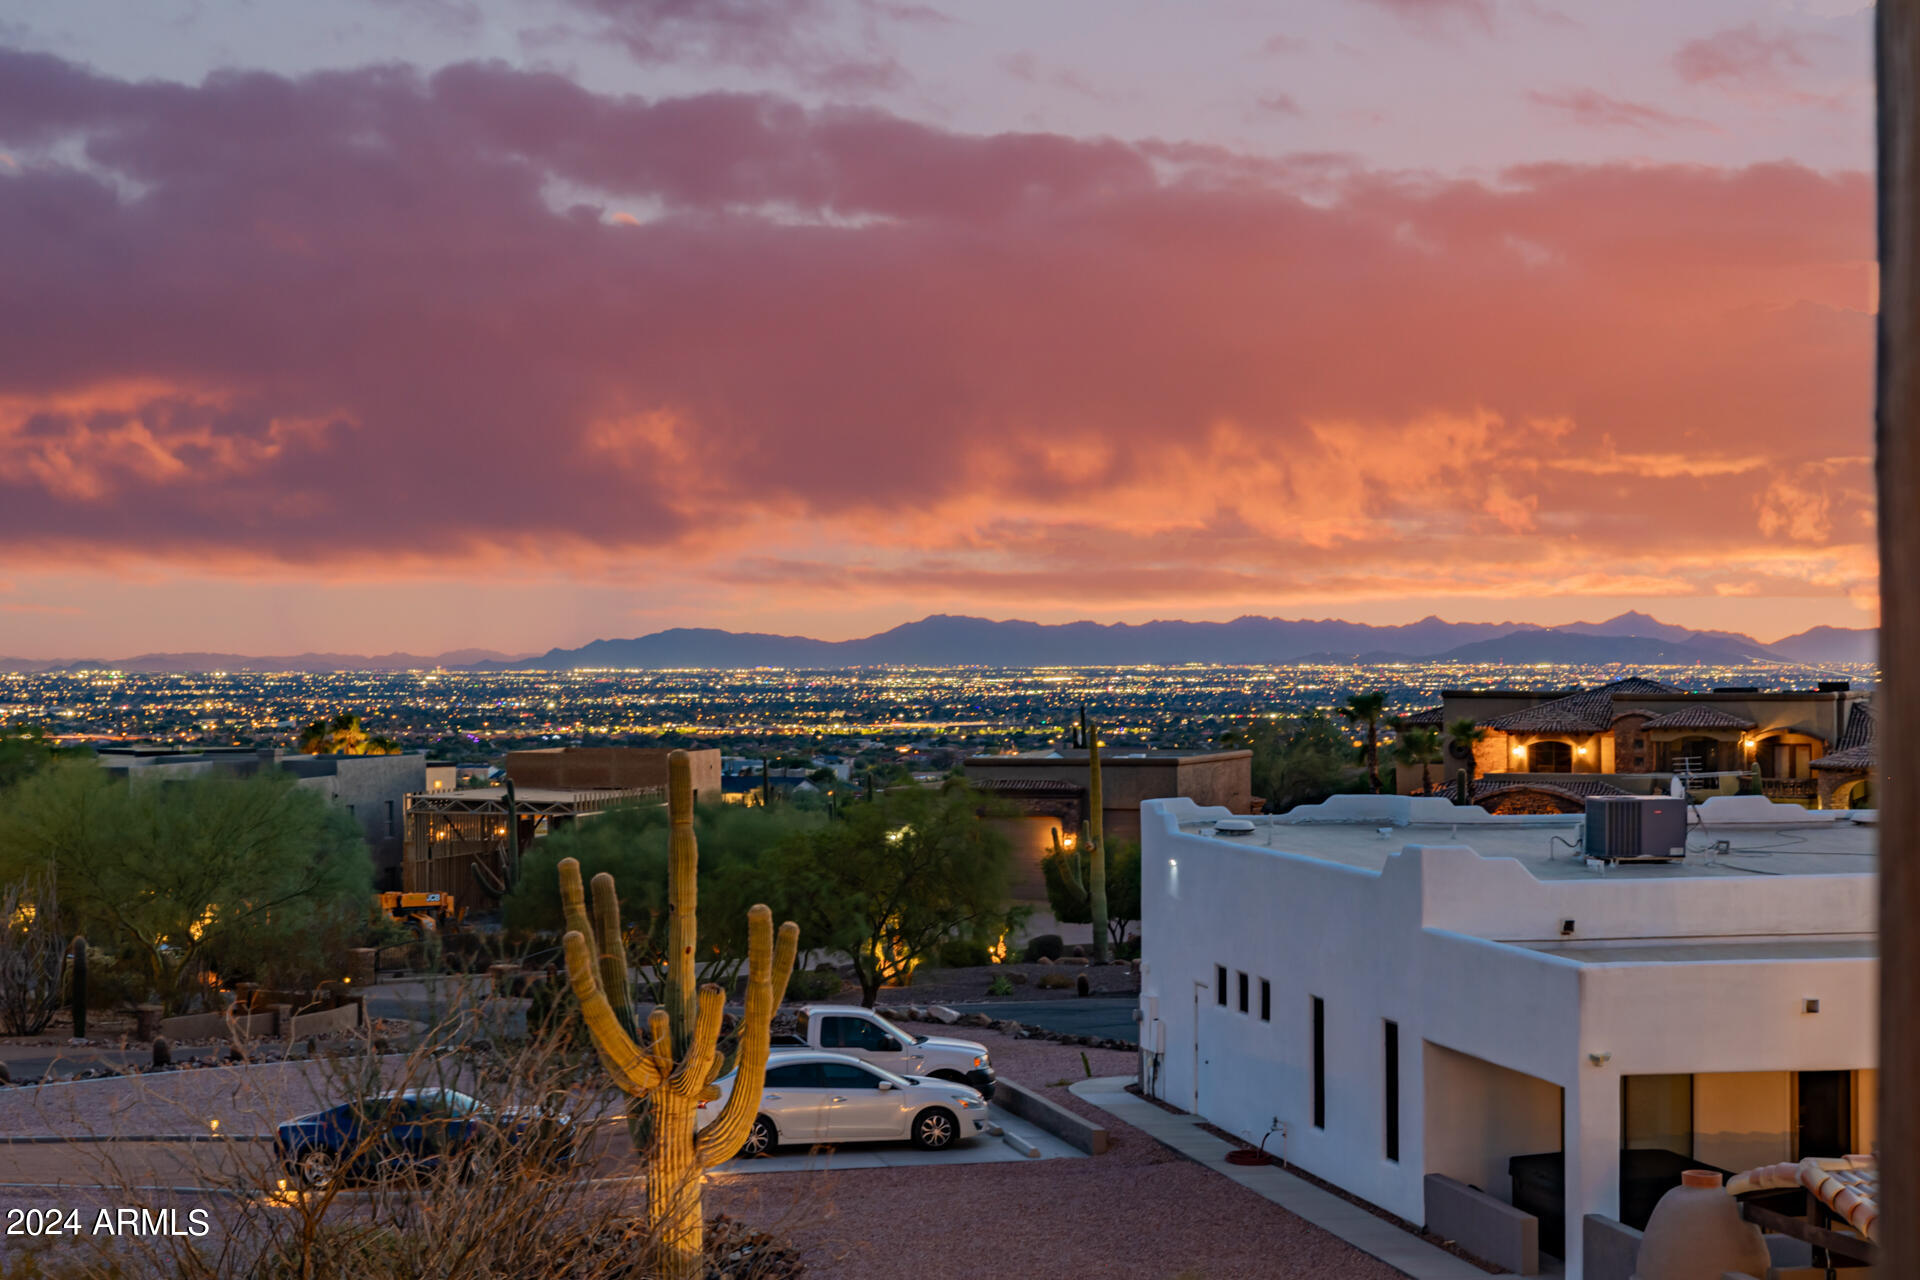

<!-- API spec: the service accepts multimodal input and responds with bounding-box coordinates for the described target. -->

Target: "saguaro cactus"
[471,779,522,899]
[68,936,88,1039]
[559,750,798,1280]
[1080,708,1110,963]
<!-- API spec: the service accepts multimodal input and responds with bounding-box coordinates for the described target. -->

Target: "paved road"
[949,998,1139,1043]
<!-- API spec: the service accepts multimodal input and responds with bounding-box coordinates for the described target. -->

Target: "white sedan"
[699,1052,989,1155]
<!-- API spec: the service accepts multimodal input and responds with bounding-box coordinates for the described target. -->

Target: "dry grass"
[0,995,811,1280]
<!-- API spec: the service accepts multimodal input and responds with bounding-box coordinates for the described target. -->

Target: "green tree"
[1042,836,1142,949]
[770,780,1012,1008]
[0,726,87,790]
[1340,691,1389,794]
[1221,711,1363,813]
[0,762,372,1012]
[504,800,819,998]
[1391,725,1442,795]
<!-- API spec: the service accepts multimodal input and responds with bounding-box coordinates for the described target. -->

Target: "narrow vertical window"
[1384,1020,1400,1162]
[1216,965,1227,1006]
[1237,971,1249,1014]
[1312,996,1326,1129]
[1260,980,1271,1022]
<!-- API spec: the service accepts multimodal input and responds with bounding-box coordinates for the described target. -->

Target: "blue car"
[275,1087,575,1187]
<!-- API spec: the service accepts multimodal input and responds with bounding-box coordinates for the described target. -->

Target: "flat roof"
[1515,937,1876,964]
[1174,810,1877,882]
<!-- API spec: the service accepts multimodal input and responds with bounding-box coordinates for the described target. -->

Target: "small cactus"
[152,1037,171,1068]
[68,937,88,1039]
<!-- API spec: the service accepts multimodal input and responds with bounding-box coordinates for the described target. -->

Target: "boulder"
[959,1013,994,1027]
[1008,971,1030,985]
[927,1006,960,1025]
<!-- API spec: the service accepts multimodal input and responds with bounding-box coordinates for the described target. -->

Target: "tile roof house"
[1424,680,1870,812]
[1811,702,1876,808]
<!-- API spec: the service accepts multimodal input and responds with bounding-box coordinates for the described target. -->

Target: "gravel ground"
[876,962,1138,1006]
[707,1027,1404,1280]
[0,1056,440,1138]
[2,1027,1403,1279]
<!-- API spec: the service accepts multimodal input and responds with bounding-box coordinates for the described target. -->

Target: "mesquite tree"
[558,750,798,1280]
[0,874,65,1035]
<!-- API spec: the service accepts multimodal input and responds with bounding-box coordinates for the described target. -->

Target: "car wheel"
[293,1146,339,1188]
[737,1115,778,1159]
[911,1108,958,1151]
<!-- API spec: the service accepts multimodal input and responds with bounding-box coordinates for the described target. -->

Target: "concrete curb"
[992,1079,1111,1154]
[1000,1130,1042,1158]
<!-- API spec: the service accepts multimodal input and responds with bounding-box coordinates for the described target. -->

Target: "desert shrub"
[936,937,991,968]
[785,969,843,1002]
[1023,933,1064,963]
[986,974,1014,997]
[1035,972,1074,990]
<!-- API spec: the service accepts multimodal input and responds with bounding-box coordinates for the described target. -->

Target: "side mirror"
[877,1080,895,1091]
[878,1037,901,1052]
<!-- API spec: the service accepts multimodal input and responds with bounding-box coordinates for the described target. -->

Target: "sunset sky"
[0,0,1880,657]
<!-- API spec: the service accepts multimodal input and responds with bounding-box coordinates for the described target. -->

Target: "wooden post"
[1877,2,1917,1270]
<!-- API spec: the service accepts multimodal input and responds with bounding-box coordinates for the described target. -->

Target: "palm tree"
[1445,718,1490,801]
[298,713,377,755]
[1341,692,1389,794]
[1391,726,1442,795]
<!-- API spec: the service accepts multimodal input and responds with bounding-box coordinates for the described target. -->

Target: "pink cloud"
[0,50,1876,613]
[1673,23,1819,94]
[1526,88,1712,133]
[1355,0,1494,35]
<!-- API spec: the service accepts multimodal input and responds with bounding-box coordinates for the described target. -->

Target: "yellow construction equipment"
[378,890,460,932]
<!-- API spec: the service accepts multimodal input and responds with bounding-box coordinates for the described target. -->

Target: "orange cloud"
[0,49,1878,633]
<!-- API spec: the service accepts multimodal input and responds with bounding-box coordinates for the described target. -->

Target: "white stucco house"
[1139,793,1877,1280]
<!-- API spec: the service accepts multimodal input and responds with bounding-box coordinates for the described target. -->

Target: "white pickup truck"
[772,1004,996,1099]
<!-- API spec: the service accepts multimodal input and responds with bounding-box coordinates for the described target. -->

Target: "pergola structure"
[403,784,664,907]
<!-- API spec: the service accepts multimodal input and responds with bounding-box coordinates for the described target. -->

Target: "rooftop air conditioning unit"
[1584,796,1687,863]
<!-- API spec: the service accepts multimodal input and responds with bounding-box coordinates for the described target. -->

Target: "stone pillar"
[271,1003,294,1037]
[487,962,522,995]
[346,948,378,988]
[134,1004,163,1040]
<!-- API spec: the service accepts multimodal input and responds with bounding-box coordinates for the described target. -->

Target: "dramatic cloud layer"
[0,45,1876,640]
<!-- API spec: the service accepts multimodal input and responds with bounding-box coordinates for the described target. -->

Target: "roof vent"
[1213,819,1256,838]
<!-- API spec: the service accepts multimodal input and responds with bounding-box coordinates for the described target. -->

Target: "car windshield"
[865,1062,914,1088]
[870,1013,924,1046]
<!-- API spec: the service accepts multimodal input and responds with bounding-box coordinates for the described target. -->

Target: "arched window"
[1527,741,1573,773]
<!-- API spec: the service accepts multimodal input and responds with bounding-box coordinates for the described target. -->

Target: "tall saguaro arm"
[555,748,800,1280]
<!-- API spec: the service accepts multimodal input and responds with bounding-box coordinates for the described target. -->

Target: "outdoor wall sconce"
[1804,998,1820,1014]
[1560,919,1576,936]
[1588,1052,1611,1067]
